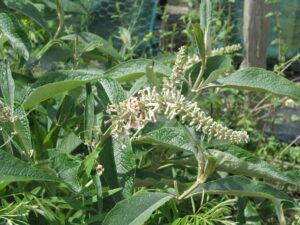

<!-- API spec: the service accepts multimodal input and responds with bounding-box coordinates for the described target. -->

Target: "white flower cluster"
[160,88,249,144]
[106,94,159,138]
[106,46,249,145]
[0,101,15,123]
[164,46,187,89]
[211,44,241,56]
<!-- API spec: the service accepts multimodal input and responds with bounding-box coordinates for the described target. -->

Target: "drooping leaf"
[134,126,197,154]
[4,0,48,31]
[0,60,15,111]
[104,59,172,82]
[0,149,59,184]
[205,67,300,100]
[188,176,291,202]
[23,70,104,109]
[208,145,300,187]
[0,12,31,60]
[103,192,174,225]
[61,32,122,60]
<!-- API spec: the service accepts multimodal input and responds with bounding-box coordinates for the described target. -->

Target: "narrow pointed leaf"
[0,61,15,110]
[192,24,205,63]
[84,83,94,142]
[208,145,300,187]
[23,70,104,109]
[188,176,291,202]
[206,67,300,100]
[61,32,122,60]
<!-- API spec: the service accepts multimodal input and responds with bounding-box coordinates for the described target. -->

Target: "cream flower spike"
[106,46,249,145]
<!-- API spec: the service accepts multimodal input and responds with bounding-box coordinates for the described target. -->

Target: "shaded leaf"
[4,0,48,31]
[192,24,205,63]
[84,83,94,142]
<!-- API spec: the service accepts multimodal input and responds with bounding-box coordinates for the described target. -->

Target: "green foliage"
[0,1,299,224]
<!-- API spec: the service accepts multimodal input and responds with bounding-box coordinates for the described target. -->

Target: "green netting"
[89,0,158,51]
[230,0,300,68]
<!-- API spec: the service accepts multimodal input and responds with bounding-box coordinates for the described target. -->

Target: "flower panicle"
[211,43,241,56]
[106,88,160,138]
[106,45,249,145]
[164,46,187,89]
[160,89,249,144]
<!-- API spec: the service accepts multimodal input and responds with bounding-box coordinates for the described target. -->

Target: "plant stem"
[178,180,202,200]
[54,0,64,39]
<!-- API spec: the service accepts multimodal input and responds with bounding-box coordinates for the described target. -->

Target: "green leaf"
[23,70,104,109]
[0,149,59,184]
[145,61,160,88]
[208,145,300,187]
[237,198,262,225]
[103,192,174,225]
[97,78,135,199]
[188,55,232,85]
[202,55,233,85]
[48,149,82,192]
[56,130,82,153]
[192,24,206,63]
[0,13,31,60]
[0,60,15,111]
[61,32,122,60]
[84,83,94,142]
[14,105,32,152]
[112,134,135,198]
[188,176,291,201]
[4,0,48,31]
[104,59,172,82]
[134,126,197,154]
[205,67,300,100]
